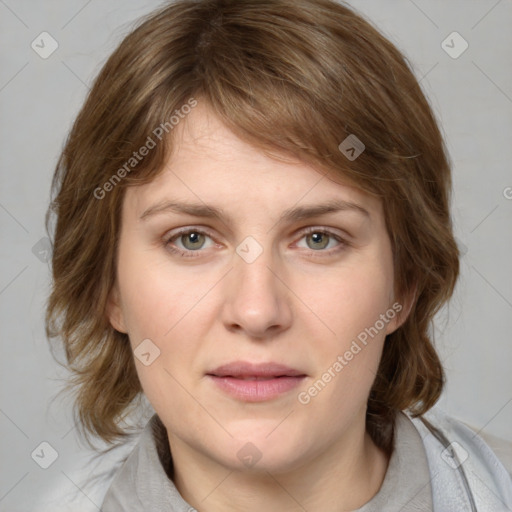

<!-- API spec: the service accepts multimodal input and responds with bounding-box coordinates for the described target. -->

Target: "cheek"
[302,260,394,341]
[116,245,204,339]
[115,247,210,385]
[296,259,394,403]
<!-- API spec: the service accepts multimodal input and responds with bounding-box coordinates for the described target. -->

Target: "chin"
[211,427,310,474]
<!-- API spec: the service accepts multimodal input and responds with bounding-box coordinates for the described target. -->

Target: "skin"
[107,101,412,511]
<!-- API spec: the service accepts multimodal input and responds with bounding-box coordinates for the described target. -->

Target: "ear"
[105,282,128,333]
[385,282,417,336]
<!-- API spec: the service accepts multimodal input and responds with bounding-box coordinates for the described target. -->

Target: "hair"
[45,0,459,457]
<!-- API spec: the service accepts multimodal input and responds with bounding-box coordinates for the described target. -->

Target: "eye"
[295,227,347,255]
[163,226,348,259]
[164,228,216,258]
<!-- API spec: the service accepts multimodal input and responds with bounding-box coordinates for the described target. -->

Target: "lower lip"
[207,375,305,402]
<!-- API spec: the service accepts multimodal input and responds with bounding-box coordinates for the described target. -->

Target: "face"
[107,102,406,474]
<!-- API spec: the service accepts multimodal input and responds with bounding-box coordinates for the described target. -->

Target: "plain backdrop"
[1,0,511,510]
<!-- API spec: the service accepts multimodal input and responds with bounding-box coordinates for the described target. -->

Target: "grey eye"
[180,232,207,250]
[305,232,331,250]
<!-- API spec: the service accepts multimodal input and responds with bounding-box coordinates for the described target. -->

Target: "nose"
[220,243,293,340]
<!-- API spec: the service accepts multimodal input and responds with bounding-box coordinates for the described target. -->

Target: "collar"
[101,412,431,511]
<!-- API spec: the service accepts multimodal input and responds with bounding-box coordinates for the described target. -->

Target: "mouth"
[206,361,307,402]
[215,376,292,380]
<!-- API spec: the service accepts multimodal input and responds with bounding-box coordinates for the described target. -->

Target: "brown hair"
[45,0,459,455]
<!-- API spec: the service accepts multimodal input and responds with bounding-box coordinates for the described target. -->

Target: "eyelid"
[165,225,216,240]
[296,225,351,241]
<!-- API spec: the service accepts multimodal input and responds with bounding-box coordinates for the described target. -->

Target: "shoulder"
[413,407,512,477]
[406,406,512,510]
[101,413,192,511]
[477,428,512,479]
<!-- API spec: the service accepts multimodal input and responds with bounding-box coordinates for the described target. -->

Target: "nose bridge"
[222,234,291,337]
[235,238,278,296]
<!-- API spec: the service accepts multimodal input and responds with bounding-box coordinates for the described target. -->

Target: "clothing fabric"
[355,412,433,511]
[411,409,512,511]
[101,408,512,511]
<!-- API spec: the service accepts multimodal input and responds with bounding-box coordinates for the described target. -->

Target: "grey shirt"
[355,412,433,511]
[101,411,433,511]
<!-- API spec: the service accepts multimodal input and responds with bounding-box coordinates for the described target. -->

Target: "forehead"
[123,102,383,225]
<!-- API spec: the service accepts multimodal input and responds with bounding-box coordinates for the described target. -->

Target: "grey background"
[1,0,511,510]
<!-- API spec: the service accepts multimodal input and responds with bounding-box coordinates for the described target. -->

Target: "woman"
[45,0,512,510]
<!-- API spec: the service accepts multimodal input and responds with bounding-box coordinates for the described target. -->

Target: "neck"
[168,422,389,512]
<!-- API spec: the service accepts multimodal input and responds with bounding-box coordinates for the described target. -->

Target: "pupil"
[183,232,203,249]
[309,232,328,249]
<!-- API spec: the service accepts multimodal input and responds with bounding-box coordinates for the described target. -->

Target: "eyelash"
[163,226,349,259]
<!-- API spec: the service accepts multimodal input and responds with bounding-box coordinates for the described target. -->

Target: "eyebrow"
[139,198,370,224]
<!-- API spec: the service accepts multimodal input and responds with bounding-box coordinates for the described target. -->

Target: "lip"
[206,361,307,402]
[208,361,305,378]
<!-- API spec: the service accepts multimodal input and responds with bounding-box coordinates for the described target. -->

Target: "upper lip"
[207,361,306,378]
